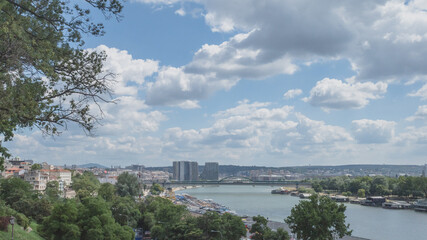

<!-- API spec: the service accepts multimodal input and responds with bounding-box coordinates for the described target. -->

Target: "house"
[43,169,72,186]
[24,171,50,191]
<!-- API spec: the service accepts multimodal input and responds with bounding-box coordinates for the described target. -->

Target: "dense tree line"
[0,171,296,240]
[0,171,356,239]
[311,176,427,198]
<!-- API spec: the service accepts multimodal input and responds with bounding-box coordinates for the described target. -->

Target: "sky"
[6,0,427,167]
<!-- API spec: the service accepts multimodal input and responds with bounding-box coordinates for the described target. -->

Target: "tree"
[116,172,139,197]
[0,0,124,170]
[38,200,81,240]
[250,215,289,240]
[0,177,32,205]
[45,180,61,201]
[98,182,116,202]
[31,163,42,171]
[150,183,164,195]
[220,213,247,240]
[357,189,365,198]
[72,171,100,196]
[111,196,141,228]
[285,194,352,240]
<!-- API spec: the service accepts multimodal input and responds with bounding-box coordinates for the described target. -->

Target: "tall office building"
[173,161,199,181]
[202,162,219,180]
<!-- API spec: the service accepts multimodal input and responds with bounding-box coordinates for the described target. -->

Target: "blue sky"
[7,0,427,167]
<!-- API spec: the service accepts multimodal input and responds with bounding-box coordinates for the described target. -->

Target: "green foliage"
[0,177,32,205]
[342,191,352,197]
[311,181,323,193]
[220,213,247,240]
[38,200,81,240]
[72,171,100,196]
[357,189,365,198]
[315,176,426,198]
[0,0,124,170]
[111,196,141,228]
[39,197,134,240]
[250,215,289,240]
[12,197,52,223]
[45,181,61,201]
[285,194,352,240]
[297,187,315,194]
[150,183,164,195]
[116,172,139,197]
[16,212,30,229]
[98,182,116,202]
[31,164,42,171]
[0,221,44,240]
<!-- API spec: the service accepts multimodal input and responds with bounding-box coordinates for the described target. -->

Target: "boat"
[271,188,290,194]
[331,195,349,202]
[299,193,312,199]
[413,199,427,212]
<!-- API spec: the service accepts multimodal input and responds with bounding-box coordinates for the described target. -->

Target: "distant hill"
[78,163,108,169]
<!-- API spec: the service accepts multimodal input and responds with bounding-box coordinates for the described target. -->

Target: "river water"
[176,185,427,240]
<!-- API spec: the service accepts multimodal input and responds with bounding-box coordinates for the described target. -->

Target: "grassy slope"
[0,222,44,240]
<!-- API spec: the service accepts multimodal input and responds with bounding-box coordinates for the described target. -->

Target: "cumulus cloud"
[162,100,352,160]
[304,78,387,110]
[284,89,303,99]
[408,83,427,100]
[352,119,396,144]
[133,0,427,107]
[406,105,427,121]
[396,126,427,145]
[93,45,158,96]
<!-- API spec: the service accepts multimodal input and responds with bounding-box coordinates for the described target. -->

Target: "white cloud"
[396,126,427,145]
[408,83,427,100]
[137,0,427,103]
[161,100,353,162]
[406,105,427,121]
[93,45,159,96]
[283,89,302,99]
[175,8,186,16]
[304,78,387,110]
[352,119,396,144]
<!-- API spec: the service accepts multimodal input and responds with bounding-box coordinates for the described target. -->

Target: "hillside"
[0,222,44,240]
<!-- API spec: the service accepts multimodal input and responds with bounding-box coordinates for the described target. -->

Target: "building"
[173,161,199,181]
[44,169,72,186]
[201,162,219,180]
[24,170,50,191]
[24,169,72,191]
[127,164,145,171]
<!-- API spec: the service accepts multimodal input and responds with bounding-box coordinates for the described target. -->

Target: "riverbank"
[176,185,427,240]
[174,192,369,240]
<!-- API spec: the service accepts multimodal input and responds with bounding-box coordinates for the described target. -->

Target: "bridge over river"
[156,177,311,188]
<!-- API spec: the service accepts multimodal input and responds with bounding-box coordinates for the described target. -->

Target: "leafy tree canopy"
[116,172,139,197]
[98,182,116,202]
[0,0,124,170]
[72,171,100,195]
[0,177,33,205]
[285,194,352,240]
[31,163,42,171]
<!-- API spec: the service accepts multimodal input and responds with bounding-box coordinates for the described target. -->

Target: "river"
[176,185,427,240]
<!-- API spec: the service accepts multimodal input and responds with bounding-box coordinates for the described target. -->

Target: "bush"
[16,213,29,230]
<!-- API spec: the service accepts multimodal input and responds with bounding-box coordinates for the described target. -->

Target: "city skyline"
[5,0,427,167]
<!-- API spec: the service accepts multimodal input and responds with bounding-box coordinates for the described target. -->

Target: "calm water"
[176,185,427,240]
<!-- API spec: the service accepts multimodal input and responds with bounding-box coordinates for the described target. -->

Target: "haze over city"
[6,0,427,167]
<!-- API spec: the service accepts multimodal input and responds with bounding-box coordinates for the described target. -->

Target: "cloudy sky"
[7,0,427,167]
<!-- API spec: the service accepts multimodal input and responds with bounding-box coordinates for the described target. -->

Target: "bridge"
[159,177,311,188]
